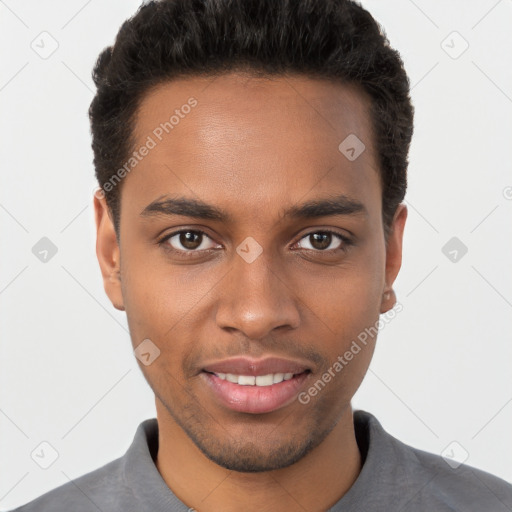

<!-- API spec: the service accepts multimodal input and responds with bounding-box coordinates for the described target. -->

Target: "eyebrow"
[140,194,367,222]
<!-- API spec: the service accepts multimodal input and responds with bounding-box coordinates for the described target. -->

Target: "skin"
[94,72,407,512]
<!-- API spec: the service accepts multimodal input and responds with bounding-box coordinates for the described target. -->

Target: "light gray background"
[1,0,511,509]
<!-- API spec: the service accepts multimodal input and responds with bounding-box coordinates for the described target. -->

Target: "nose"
[215,248,301,341]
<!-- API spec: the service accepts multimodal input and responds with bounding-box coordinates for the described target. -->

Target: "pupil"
[311,232,330,250]
[181,231,201,249]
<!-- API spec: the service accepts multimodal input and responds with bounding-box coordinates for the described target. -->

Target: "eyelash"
[157,228,353,258]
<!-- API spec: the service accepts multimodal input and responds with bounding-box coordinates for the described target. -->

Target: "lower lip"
[201,371,310,414]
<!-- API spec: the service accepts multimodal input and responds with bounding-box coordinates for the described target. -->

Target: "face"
[95,72,406,472]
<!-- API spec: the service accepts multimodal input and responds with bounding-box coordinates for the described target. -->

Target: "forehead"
[122,72,381,222]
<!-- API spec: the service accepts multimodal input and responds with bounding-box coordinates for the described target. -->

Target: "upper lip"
[202,357,312,376]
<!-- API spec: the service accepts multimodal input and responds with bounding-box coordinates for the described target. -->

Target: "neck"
[154,402,362,512]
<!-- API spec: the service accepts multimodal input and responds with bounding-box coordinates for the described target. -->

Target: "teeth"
[255,374,274,386]
[273,373,284,383]
[238,375,256,385]
[214,372,299,386]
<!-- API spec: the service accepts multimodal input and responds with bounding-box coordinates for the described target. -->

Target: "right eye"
[158,229,221,257]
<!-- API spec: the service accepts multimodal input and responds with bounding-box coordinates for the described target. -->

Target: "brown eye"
[161,230,219,254]
[296,231,347,252]
[309,232,332,250]
[179,231,202,250]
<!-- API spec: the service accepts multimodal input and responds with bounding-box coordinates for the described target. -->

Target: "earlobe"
[380,288,397,314]
[94,190,125,311]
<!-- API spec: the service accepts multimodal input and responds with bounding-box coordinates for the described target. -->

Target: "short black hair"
[89,0,414,241]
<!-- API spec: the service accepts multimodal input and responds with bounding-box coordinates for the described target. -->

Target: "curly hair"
[89,0,414,241]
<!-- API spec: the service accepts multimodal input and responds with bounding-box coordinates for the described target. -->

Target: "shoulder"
[8,418,160,512]
[358,410,512,511]
[8,456,131,512]
[406,444,512,510]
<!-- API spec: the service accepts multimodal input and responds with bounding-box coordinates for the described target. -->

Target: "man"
[11,0,512,510]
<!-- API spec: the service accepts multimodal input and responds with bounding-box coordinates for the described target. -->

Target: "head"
[92,0,413,472]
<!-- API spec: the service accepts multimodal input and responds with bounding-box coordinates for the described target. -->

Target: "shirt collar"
[121,410,413,511]
[122,418,191,511]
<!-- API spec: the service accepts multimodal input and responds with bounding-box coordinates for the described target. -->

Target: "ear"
[94,190,125,311]
[380,203,407,314]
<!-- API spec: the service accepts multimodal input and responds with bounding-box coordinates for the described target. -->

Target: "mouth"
[199,357,312,414]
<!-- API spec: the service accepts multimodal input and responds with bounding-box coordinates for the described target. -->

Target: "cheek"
[303,267,384,406]
[302,243,385,400]
[302,242,385,337]
[120,248,220,364]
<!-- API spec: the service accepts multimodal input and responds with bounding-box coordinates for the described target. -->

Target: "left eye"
[294,231,346,252]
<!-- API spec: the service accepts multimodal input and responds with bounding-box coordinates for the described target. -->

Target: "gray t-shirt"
[10,410,512,511]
